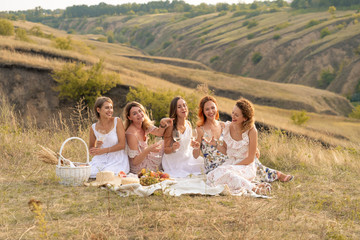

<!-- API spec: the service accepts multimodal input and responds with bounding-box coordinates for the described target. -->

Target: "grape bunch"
[138,168,170,186]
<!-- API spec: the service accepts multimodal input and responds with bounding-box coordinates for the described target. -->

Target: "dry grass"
[1,89,360,239]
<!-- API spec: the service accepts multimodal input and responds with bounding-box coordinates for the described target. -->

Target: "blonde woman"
[124,101,173,174]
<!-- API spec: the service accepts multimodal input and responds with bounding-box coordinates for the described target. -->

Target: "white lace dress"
[162,121,205,178]
[206,121,256,194]
[89,117,130,178]
[126,126,163,174]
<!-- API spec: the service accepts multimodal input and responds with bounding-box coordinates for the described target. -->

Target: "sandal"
[277,172,294,182]
[252,183,271,196]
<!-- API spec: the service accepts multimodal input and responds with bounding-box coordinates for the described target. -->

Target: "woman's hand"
[190,139,200,149]
[89,147,106,156]
[149,141,162,153]
[204,136,217,147]
[256,148,260,159]
[159,118,174,128]
[172,141,180,152]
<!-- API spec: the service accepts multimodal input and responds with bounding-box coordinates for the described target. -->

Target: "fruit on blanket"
[160,173,169,179]
[138,168,170,186]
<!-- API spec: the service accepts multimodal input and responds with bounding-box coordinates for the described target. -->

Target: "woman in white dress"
[162,96,205,178]
[124,101,173,174]
[89,97,129,178]
[206,98,271,195]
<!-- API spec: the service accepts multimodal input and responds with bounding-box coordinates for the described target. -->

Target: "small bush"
[320,27,331,38]
[0,19,14,36]
[247,20,258,29]
[162,41,172,49]
[291,110,310,125]
[210,55,219,63]
[15,28,31,42]
[52,60,120,106]
[53,36,72,50]
[318,68,336,89]
[247,33,255,39]
[274,22,289,31]
[67,29,76,34]
[252,52,262,64]
[349,105,360,119]
[273,34,281,40]
[126,85,199,125]
[29,26,44,37]
[354,45,360,55]
[306,19,320,28]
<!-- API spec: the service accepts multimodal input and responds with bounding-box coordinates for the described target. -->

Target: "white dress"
[206,121,256,194]
[162,121,205,178]
[89,117,130,178]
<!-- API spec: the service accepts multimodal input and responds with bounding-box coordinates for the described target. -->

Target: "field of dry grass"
[1,93,360,239]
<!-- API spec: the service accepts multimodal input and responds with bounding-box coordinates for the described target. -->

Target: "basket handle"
[58,137,89,166]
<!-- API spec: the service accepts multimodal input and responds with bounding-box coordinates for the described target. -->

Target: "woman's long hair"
[196,95,219,127]
[235,98,255,131]
[123,101,153,131]
[169,96,184,130]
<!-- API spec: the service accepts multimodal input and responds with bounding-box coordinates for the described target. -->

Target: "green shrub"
[15,28,31,42]
[273,34,281,40]
[247,20,258,29]
[52,60,120,106]
[162,41,172,49]
[274,22,289,30]
[318,68,336,88]
[126,85,199,125]
[0,19,14,36]
[354,45,360,55]
[291,110,310,125]
[252,52,262,64]
[349,105,360,119]
[67,29,76,34]
[29,26,44,37]
[320,27,331,38]
[53,36,72,50]
[247,33,255,39]
[210,55,219,63]
[305,19,320,28]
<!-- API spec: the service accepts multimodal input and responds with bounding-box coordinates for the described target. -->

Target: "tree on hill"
[0,19,14,36]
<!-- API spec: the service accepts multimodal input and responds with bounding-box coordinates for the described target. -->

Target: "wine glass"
[203,130,212,142]
[191,128,198,141]
[96,129,106,148]
[172,129,181,142]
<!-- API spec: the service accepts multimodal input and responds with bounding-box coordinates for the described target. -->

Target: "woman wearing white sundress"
[89,97,129,178]
[206,98,271,195]
[162,96,205,178]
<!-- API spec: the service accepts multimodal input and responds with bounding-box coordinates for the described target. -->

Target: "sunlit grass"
[0,94,359,239]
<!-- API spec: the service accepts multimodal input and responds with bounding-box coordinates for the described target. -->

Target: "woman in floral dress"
[194,96,293,183]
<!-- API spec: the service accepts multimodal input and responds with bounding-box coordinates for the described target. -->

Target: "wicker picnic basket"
[56,137,91,186]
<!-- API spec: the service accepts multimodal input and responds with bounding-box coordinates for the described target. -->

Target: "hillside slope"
[0,21,359,147]
[56,10,360,99]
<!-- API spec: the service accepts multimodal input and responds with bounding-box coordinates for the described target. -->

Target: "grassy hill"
[55,9,360,100]
[0,20,359,148]
[1,18,360,240]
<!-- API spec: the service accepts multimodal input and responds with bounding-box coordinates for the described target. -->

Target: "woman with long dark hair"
[162,96,204,178]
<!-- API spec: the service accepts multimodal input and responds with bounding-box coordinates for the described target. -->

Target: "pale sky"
[1,0,255,12]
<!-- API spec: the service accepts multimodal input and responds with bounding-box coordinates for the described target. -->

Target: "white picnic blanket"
[102,175,270,198]
[110,177,224,197]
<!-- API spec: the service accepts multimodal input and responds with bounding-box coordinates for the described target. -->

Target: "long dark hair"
[169,96,185,130]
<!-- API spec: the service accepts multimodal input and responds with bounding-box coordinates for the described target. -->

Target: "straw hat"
[84,171,122,187]
[84,171,140,187]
